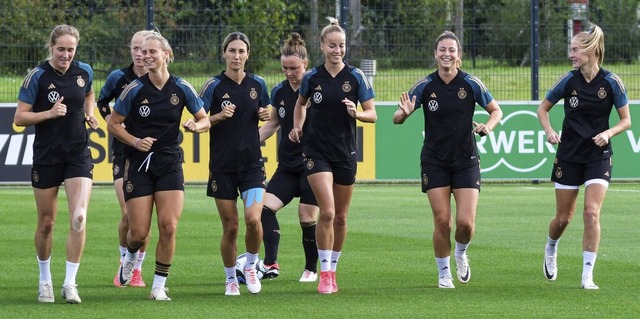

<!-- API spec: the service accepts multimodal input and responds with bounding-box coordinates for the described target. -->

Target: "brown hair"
[222,31,250,52]
[281,32,308,61]
[434,30,462,68]
[320,17,344,43]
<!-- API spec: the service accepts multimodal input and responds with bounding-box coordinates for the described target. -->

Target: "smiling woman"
[392,30,503,289]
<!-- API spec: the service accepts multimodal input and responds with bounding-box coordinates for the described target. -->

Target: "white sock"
[582,251,597,279]
[152,274,167,290]
[454,241,469,258]
[135,251,146,270]
[318,249,331,272]
[436,257,452,278]
[245,252,259,270]
[64,261,80,286]
[119,246,127,263]
[224,267,237,283]
[37,256,52,283]
[330,251,341,272]
[124,249,139,265]
[546,236,560,255]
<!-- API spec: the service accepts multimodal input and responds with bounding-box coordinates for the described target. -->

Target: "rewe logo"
[473,110,556,174]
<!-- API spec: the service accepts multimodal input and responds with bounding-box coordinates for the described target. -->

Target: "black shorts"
[266,166,317,207]
[550,157,613,186]
[421,156,481,192]
[31,156,93,189]
[112,152,125,181]
[304,155,357,186]
[123,151,184,201]
[207,167,267,200]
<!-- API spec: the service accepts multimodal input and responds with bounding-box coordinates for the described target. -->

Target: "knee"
[158,221,178,240]
[223,222,240,238]
[333,213,347,228]
[318,210,335,224]
[456,220,475,235]
[433,218,452,234]
[38,216,55,235]
[555,215,572,228]
[583,207,600,225]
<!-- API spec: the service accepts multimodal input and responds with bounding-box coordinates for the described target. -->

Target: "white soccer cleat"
[38,281,54,303]
[438,275,455,289]
[225,281,240,296]
[149,287,171,300]
[299,270,318,282]
[244,267,262,294]
[543,247,557,281]
[455,255,471,284]
[581,276,599,290]
[117,258,136,286]
[61,284,81,304]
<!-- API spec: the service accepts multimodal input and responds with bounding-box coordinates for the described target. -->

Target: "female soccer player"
[393,31,503,288]
[537,23,630,289]
[108,32,210,301]
[97,30,155,288]
[259,32,319,282]
[200,31,271,296]
[14,24,98,304]
[289,17,377,294]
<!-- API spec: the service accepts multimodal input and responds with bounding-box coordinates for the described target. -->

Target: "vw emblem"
[221,100,233,110]
[569,97,578,108]
[313,92,322,104]
[47,91,60,103]
[428,100,438,111]
[139,105,150,117]
[278,107,286,118]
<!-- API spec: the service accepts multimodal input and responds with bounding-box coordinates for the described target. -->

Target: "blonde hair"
[320,17,344,43]
[281,32,308,61]
[131,30,156,45]
[574,24,605,65]
[45,24,80,60]
[143,31,174,64]
[434,30,462,68]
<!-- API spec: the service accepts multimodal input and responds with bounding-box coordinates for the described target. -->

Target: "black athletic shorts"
[123,151,184,201]
[550,157,613,186]
[112,152,125,181]
[420,155,481,192]
[304,155,357,186]
[267,166,317,206]
[31,156,93,189]
[207,166,267,200]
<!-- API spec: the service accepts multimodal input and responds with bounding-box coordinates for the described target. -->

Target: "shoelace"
[138,152,154,172]
[246,270,258,284]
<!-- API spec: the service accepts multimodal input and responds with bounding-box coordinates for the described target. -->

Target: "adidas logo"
[430,93,436,98]
[141,99,149,104]
[331,260,337,263]
[48,83,56,89]
[571,90,577,96]
[604,171,610,177]
[314,85,322,91]
[279,100,285,105]
[441,266,449,271]
[222,93,230,99]
[585,262,592,266]
[321,259,328,263]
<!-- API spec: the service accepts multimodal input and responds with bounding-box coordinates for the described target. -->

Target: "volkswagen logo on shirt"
[278,107,286,118]
[221,100,233,110]
[313,92,322,104]
[427,100,438,111]
[47,91,60,103]
[139,105,150,117]
[569,96,579,108]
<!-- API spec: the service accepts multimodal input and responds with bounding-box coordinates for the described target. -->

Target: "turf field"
[1,183,639,318]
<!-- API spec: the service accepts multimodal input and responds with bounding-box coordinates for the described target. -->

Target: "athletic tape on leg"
[241,188,264,208]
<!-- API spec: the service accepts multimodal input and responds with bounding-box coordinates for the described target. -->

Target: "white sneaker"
[581,275,599,290]
[117,258,136,286]
[244,268,261,294]
[149,287,171,300]
[455,255,470,284]
[438,275,455,289]
[225,281,240,296]
[299,270,318,282]
[543,247,557,281]
[38,282,54,303]
[61,284,81,304]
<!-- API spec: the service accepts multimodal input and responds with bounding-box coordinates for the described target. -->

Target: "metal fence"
[1,0,639,103]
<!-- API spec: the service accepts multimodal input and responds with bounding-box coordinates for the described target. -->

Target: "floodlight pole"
[147,0,154,30]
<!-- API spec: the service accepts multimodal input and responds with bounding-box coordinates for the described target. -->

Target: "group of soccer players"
[16,18,629,303]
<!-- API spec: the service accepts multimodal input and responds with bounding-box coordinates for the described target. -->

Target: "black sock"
[301,222,318,272]
[155,261,171,277]
[261,206,280,265]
